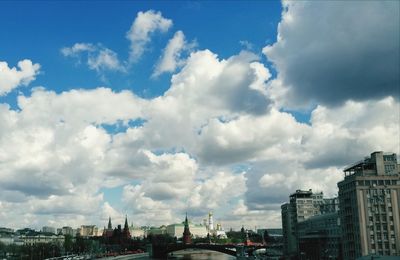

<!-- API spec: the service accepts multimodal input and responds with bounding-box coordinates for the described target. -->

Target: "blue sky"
[0,1,280,96]
[0,1,398,230]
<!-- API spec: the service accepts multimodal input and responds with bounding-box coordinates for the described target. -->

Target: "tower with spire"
[103,216,114,239]
[182,213,192,244]
[122,215,131,239]
[108,217,112,230]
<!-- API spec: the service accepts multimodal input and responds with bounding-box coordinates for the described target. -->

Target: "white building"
[129,226,146,238]
[79,225,99,237]
[20,234,65,245]
[166,223,208,238]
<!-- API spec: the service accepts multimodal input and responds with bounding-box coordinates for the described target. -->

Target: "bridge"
[150,243,267,258]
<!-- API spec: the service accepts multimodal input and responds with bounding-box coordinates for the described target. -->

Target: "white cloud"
[0,59,40,96]
[1,35,399,230]
[126,10,173,62]
[61,43,95,56]
[153,30,196,77]
[61,43,125,73]
[264,1,399,108]
[87,48,125,72]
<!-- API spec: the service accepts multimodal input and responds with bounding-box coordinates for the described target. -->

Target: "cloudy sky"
[0,1,399,230]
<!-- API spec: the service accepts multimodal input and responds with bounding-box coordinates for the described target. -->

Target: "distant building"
[0,228,23,246]
[0,227,14,234]
[128,225,145,239]
[20,234,65,245]
[59,226,75,236]
[102,216,131,246]
[80,225,98,237]
[103,217,114,238]
[201,211,227,238]
[166,223,207,238]
[147,226,167,236]
[41,226,56,234]
[338,151,400,259]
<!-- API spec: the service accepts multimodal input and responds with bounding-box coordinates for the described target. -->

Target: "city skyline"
[0,1,399,230]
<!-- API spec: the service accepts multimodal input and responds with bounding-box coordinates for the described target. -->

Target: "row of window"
[360,180,399,186]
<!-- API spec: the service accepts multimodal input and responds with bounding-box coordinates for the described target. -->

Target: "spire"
[108,216,112,229]
[123,215,131,239]
[124,215,129,230]
[183,212,191,244]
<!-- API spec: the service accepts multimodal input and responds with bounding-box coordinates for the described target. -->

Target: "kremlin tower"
[182,213,192,244]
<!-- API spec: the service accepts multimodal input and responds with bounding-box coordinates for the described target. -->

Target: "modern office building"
[298,211,341,259]
[281,189,324,257]
[338,151,400,259]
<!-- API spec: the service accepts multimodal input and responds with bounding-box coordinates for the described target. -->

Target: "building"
[147,226,167,236]
[58,226,75,236]
[41,226,56,234]
[79,225,99,237]
[281,189,324,257]
[201,211,226,238]
[338,151,400,259]
[103,217,114,238]
[298,212,341,259]
[128,225,146,239]
[166,223,208,238]
[20,234,65,246]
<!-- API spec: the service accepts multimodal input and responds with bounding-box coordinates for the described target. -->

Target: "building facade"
[281,189,324,257]
[298,212,341,259]
[20,234,65,246]
[338,151,400,259]
[79,225,99,237]
[166,223,208,238]
[41,226,56,234]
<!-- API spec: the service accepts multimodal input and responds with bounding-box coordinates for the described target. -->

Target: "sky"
[0,0,399,231]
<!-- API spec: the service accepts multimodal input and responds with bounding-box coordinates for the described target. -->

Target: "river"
[121,249,235,259]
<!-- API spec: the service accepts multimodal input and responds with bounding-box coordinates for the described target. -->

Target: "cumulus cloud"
[126,10,173,62]
[196,109,306,165]
[61,43,125,72]
[1,21,399,230]
[153,30,196,77]
[302,97,400,169]
[264,1,400,108]
[0,59,40,96]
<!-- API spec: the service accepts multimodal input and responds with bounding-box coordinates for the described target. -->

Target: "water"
[167,249,235,259]
[125,250,235,259]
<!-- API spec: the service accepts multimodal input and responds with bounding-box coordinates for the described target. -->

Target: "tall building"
[338,151,400,259]
[281,189,324,257]
[298,211,341,259]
